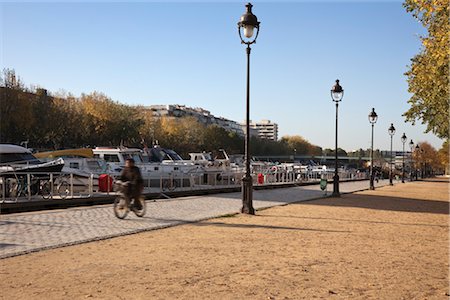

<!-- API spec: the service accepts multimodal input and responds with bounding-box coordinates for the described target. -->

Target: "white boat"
[92,146,204,188]
[189,149,231,172]
[0,144,64,176]
[34,148,108,187]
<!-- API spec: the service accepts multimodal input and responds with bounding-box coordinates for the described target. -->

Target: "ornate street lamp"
[415,144,421,180]
[238,2,260,215]
[388,123,396,185]
[368,108,378,190]
[409,139,414,181]
[331,79,344,197]
[401,133,407,183]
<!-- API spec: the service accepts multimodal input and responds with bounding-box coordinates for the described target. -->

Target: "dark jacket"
[119,165,144,192]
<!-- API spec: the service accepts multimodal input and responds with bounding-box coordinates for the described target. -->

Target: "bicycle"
[113,180,146,219]
[40,175,70,200]
[162,176,178,191]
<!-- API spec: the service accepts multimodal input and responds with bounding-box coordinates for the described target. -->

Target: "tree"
[403,0,449,139]
[437,140,449,174]
[280,135,322,155]
[412,141,441,176]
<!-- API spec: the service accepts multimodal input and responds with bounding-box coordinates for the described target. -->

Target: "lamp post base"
[389,175,393,186]
[241,175,255,215]
[331,174,340,197]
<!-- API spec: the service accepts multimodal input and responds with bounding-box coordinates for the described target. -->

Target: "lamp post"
[330,80,344,197]
[415,144,421,180]
[368,108,378,190]
[409,139,414,181]
[238,2,260,215]
[401,133,407,183]
[388,123,395,185]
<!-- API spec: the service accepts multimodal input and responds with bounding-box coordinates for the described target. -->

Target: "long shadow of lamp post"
[368,108,378,190]
[238,2,260,215]
[401,133,407,183]
[388,123,395,185]
[331,80,344,197]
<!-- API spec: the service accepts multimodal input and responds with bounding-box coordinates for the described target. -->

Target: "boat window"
[104,154,120,163]
[123,153,143,163]
[69,162,80,169]
[93,154,100,159]
[165,150,183,161]
[0,153,40,164]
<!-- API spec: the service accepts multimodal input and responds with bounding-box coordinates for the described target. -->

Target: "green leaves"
[403,0,449,139]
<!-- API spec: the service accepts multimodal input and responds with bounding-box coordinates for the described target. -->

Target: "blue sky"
[1,1,444,151]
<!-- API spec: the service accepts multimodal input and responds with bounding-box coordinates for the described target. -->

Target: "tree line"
[0,69,322,158]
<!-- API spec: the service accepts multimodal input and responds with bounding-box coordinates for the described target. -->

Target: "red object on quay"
[98,174,113,192]
[257,173,264,184]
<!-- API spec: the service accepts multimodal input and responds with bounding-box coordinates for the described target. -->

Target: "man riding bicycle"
[119,158,144,210]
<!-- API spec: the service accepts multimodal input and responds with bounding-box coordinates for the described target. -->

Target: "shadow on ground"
[297,193,449,215]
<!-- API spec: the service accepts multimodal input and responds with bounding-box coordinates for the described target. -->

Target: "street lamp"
[388,123,395,185]
[331,79,344,197]
[409,139,414,181]
[238,2,260,215]
[368,108,378,190]
[401,133,407,183]
[415,144,421,180]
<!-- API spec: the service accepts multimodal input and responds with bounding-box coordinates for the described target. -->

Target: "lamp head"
[401,133,407,143]
[238,3,260,43]
[368,108,378,124]
[388,123,396,136]
[331,79,344,102]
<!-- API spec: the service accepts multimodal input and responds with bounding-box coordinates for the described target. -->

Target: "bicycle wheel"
[57,181,70,199]
[41,180,52,200]
[167,179,178,191]
[132,196,146,217]
[113,195,129,219]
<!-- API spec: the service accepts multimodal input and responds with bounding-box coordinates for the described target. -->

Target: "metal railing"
[0,169,369,203]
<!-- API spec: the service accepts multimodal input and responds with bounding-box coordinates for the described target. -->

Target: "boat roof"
[34,148,94,159]
[93,147,142,154]
[0,144,31,154]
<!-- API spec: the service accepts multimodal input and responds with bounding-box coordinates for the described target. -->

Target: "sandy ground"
[1,179,448,300]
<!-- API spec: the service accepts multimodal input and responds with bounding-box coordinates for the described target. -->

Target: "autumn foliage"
[0,69,321,158]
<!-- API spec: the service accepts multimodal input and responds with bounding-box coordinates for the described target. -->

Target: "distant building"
[146,104,245,137]
[248,120,278,141]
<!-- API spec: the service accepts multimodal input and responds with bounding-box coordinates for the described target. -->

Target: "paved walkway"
[0,179,390,258]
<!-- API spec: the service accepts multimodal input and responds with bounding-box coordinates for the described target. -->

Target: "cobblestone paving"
[0,179,390,258]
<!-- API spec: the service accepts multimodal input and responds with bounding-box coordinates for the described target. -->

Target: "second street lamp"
[238,2,260,215]
[388,123,396,185]
[368,108,378,190]
[401,133,407,183]
[415,144,421,180]
[409,139,414,181]
[331,79,344,197]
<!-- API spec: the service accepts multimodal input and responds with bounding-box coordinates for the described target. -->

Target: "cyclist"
[119,158,144,210]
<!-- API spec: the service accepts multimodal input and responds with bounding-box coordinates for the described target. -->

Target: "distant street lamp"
[293,148,297,162]
[415,144,421,180]
[331,79,344,197]
[388,123,396,185]
[401,133,407,183]
[238,2,260,215]
[368,108,378,190]
[409,139,414,181]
